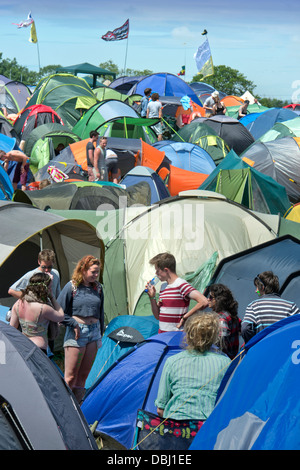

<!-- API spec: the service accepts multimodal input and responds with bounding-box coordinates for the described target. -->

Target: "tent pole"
[123,36,129,75]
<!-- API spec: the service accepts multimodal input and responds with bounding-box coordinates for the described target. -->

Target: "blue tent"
[0,164,14,200]
[246,108,298,140]
[190,314,300,450]
[206,235,300,321]
[85,315,159,389]
[0,134,20,187]
[153,141,216,174]
[239,111,265,127]
[110,73,202,106]
[81,331,184,449]
[120,166,170,204]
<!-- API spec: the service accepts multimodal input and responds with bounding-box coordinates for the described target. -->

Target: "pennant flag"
[12,11,34,28]
[201,29,208,35]
[102,19,129,41]
[194,37,214,79]
[177,66,185,76]
[29,22,38,43]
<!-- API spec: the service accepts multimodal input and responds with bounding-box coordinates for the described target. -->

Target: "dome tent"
[13,104,64,141]
[245,107,298,140]
[0,74,31,115]
[257,116,300,142]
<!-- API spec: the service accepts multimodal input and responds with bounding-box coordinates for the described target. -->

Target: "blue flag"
[194,38,214,79]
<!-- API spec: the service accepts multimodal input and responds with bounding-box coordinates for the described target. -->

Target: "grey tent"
[0,321,98,450]
[0,201,104,307]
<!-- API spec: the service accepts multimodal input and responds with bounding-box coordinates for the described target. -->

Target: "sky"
[1,0,300,101]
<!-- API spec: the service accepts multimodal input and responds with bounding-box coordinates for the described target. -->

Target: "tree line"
[0,53,289,107]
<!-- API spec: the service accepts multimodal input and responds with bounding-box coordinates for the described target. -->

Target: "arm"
[10,302,20,329]
[57,282,78,329]
[8,288,22,299]
[241,305,256,343]
[87,147,94,167]
[154,359,172,417]
[145,281,160,320]
[93,148,101,179]
[159,103,162,119]
[177,289,209,328]
[44,295,65,323]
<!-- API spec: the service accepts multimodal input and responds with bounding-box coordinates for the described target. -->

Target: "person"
[203,91,220,117]
[241,271,300,343]
[146,252,208,333]
[8,249,61,300]
[212,96,227,116]
[238,100,250,119]
[140,88,152,117]
[57,255,104,404]
[93,136,108,181]
[155,312,231,420]
[207,284,241,359]
[55,143,65,155]
[105,149,119,184]
[9,272,64,355]
[0,148,30,190]
[146,92,163,141]
[86,130,99,181]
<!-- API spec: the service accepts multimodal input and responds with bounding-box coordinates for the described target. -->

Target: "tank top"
[16,300,49,339]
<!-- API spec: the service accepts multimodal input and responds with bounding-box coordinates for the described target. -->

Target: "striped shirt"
[158,278,195,333]
[155,348,231,420]
[242,294,300,343]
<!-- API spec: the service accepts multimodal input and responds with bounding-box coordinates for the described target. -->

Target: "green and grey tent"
[257,116,300,142]
[25,73,98,129]
[200,149,291,216]
[72,99,158,143]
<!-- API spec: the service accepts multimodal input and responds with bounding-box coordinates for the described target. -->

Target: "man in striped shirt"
[242,271,300,343]
[146,253,208,333]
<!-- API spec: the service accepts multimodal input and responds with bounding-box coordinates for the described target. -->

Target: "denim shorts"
[63,322,102,348]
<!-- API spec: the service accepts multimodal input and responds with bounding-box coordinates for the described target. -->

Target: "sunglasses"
[255,274,265,288]
[40,265,53,270]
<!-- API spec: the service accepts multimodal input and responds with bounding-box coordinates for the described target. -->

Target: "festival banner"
[102,19,129,41]
[194,38,214,79]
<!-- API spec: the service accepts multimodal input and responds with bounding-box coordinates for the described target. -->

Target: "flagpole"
[36,39,41,73]
[123,35,129,75]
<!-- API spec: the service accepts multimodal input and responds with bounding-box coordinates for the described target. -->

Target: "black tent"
[0,321,98,450]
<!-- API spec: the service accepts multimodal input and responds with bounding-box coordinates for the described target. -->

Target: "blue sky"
[1,0,300,100]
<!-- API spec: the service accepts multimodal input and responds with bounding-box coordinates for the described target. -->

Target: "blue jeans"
[63,322,102,348]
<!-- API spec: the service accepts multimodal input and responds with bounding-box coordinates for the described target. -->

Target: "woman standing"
[58,255,104,404]
[10,272,64,354]
[208,284,241,359]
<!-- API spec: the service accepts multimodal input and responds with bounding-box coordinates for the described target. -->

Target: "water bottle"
[145,276,159,293]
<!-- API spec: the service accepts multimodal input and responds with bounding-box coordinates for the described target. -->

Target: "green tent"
[93,87,141,106]
[200,149,291,216]
[25,73,98,129]
[72,99,158,143]
[226,103,269,119]
[258,116,300,142]
[55,62,116,88]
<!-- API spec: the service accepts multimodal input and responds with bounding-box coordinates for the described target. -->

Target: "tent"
[171,121,230,165]
[81,331,184,449]
[0,320,97,450]
[0,115,20,143]
[220,95,244,107]
[200,149,291,216]
[120,166,170,204]
[110,73,202,106]
[186,82,226,101]
[226,103,269,120]
[0,134,21,183]
[284,202,300,223]
[153,140,216,174]
[190,314,300,450]
[245,108,298,140]
[13,104,64,142]
[0,201,104,307]
[22,123,80,173]
[191,116,255,155]
[0,164,14,200]
[72,99,158,143]
[102,190,277,322]
[205,235,300,321]
[25,73,98,129]
[56,62,116,88]
[0,75,31,115]
[13,180,153,211]
[93,86,140,106]
[257,116,300,142]
[283,103,300,115]
[241,136,300,203]
[85,315,159,390]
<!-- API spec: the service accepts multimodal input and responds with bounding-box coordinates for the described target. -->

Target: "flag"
[194,37,214,79]
[12,11,34,28]
[29,22,38,43]
[102,19,129,41]
[177,66,185,76]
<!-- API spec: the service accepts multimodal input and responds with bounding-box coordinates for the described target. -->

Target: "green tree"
[0,52,39,85]
[125,68,153,77]
[192,65,256,96]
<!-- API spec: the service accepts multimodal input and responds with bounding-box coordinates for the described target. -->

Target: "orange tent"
[221,95,244,107]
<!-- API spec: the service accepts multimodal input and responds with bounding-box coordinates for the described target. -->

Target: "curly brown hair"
[72,255,101,287]
[21,272,52,303]
[209,284,239,319]
[184,312,220,353]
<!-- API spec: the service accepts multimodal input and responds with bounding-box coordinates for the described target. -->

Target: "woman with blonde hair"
[155,313,230,421]
[58,255,104,403]
[10,272,64,354]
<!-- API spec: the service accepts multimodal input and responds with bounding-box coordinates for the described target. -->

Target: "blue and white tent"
[190,314,300,450]
[245,108,298,140]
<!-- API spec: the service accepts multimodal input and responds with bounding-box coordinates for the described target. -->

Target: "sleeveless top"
[16,300,49,339]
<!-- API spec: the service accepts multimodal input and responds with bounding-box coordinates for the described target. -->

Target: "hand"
[145,280,156,297]
[74,325,81,340]
[177,317,185,329]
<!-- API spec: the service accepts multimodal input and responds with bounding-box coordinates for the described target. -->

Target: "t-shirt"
[140,96,150,117]
[147,100,162,118]
[86,141,95,167]
[158,277,195,332]
[10,268,61,299]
